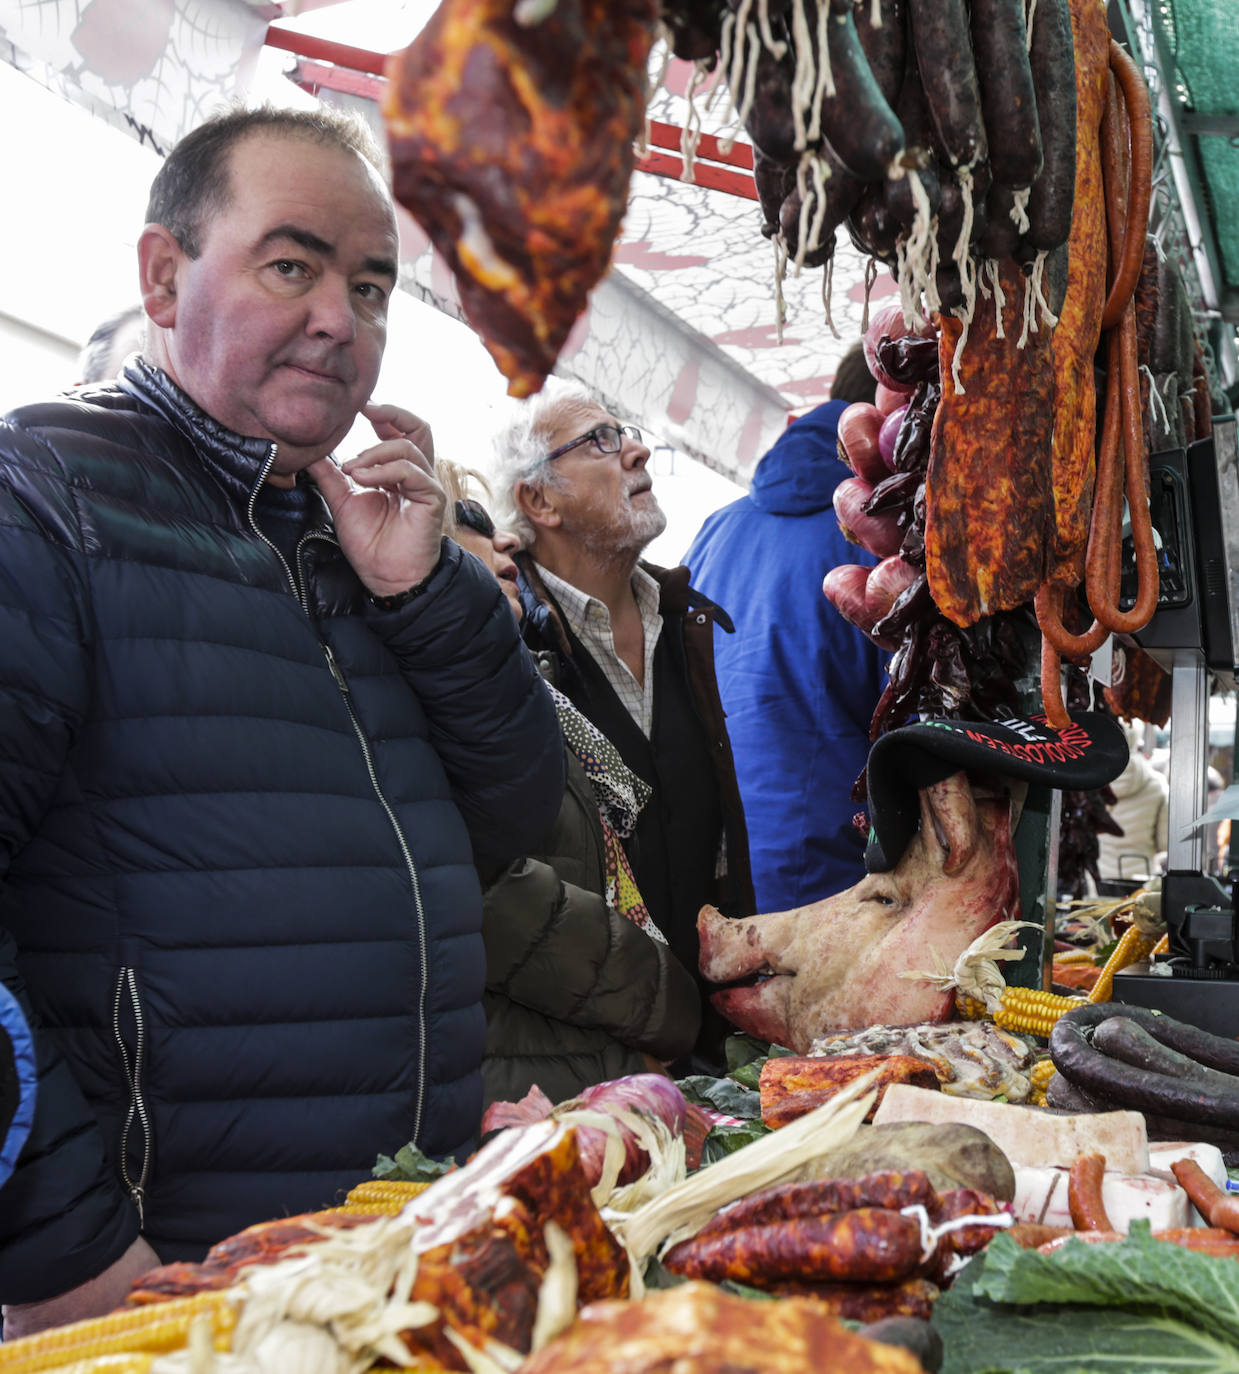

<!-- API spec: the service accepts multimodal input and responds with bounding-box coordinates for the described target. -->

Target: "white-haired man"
[491,385,753,1065]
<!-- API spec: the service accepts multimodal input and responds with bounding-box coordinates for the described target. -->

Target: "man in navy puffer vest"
[0,106,563,1336]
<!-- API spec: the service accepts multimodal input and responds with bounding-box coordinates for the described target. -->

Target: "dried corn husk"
[609,1070,877,1265]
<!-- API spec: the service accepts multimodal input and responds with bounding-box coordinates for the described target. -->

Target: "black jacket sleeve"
[367,540,565,873]
[483,858,701,1062]
[0,427,139,1303]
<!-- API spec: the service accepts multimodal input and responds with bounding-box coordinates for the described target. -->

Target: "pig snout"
[698,904,806,1052]
[697,905,799,982]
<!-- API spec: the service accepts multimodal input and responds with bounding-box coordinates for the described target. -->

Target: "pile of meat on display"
[16,1058,1239,1374]
[383,0,1208,737]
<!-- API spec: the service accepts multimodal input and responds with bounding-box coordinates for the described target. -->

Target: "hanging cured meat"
[383,0,660,397]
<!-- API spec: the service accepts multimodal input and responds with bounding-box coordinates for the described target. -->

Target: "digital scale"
[1109,415,1239,1035]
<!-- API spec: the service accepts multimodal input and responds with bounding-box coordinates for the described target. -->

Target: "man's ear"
[137,224,184,329]
[514,478,562,530]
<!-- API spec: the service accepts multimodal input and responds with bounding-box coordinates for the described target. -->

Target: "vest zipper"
[245,447,430,1146]
[112,967,150,1227]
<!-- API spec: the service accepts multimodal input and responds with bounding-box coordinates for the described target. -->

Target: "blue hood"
[749,398,853,517]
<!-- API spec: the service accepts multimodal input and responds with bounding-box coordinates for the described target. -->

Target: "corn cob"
[22,1360,154,1374]
[993,986,1086,1036]
[339,1179,432,1215]
[1088,924,1159,1004]
[1029,1058,1058,1090]
[1028,1057,1058,1105]
[958,987,1086,1037]
[0,1293,236,1374]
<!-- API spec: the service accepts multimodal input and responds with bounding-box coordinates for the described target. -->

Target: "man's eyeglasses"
[454,498,495,539]
[544,423,643,464]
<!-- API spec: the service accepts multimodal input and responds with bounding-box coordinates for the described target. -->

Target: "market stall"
[4,0,1239,1371]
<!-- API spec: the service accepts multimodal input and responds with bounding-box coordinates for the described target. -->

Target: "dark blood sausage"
[664,0,728,62]
[847,186,901,263]
[906,0,988,169]
[970,0,1043,189]
[935,159,992,261]
[1049,1003,1239,1128]
[815,0,906,183]
[854,0,907,108]
[884,162,941,234]
[1024,0,1077,252]
[1092,1016,1239,1094]
[864,1316,945,1374]
[752,146,797,238]
[662,1207,926,1285]
[742,35,800,164]
[1067,1002,1239,1076]
[885,54,941,232]
[935,262,967,314]
[692,1171,937,1242]
[779,140,864,261]
[977,182,1023,260]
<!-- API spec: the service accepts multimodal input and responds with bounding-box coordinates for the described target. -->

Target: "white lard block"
[1012,1165,1190,1233]
[1148,1141,1229,1226]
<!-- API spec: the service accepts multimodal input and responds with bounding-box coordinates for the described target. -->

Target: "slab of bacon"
[383,0,660,396]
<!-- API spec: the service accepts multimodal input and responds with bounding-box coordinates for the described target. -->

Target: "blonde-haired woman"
[440,463,700,1108]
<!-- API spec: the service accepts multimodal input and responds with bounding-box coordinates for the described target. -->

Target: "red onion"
[558,1074,687,1186]
[865,555,921,622]
[874,382,906,416]
[824,565,898,650]
[878,406,908,471]
[833,477,905,558]
[836,403,888,485]
[863,304,930,394]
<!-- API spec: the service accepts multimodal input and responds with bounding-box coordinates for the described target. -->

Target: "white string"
[772,233,790,344]
[755,0,788,57]
[808,0,835,146]
[862,257,879,333]
[822,253,840,337]
[790,0,816,150]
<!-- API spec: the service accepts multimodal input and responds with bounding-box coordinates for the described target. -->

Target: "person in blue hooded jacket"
[683,349,887,912]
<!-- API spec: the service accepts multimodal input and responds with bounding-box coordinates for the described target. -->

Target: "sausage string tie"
[821,255,840,337]
[772,234,790,345]
[755,0,788,59]
[678,59,710,182]
[979,258,1008,339]
[1140,363,1170,433]
[1030,251,1059,330]
[808,0,836,145]
[898,1205,1014,1269]
[790,0,816,150]
[861,257,879,332]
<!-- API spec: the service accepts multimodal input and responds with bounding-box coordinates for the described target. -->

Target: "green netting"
[1160,0,1239,288]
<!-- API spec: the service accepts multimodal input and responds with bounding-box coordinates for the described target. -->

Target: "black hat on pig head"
[864,711,1129,872]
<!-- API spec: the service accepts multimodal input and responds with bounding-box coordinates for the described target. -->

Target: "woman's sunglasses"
[454,498,496,539]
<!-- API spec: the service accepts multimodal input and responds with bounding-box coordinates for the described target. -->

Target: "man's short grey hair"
[488,380,600,549]
[78,305,146,384]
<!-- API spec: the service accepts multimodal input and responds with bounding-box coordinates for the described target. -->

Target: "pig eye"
[858,882,899,910]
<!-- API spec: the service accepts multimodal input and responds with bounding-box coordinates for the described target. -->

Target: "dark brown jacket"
[515,556,754,1063]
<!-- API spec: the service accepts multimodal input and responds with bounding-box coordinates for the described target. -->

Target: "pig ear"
[919,771,978,875]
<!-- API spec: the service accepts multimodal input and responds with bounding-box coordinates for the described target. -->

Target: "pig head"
[698,772,1021,1052]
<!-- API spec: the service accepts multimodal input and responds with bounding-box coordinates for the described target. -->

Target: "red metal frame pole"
[263,24,392,77]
